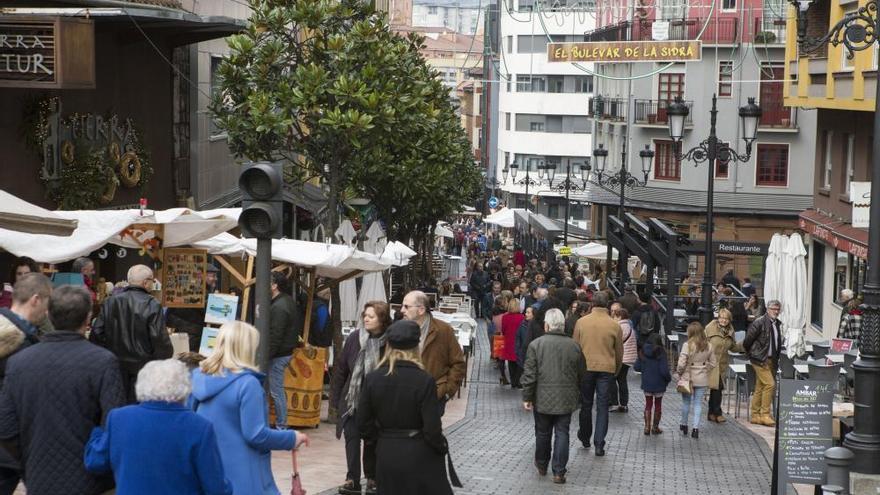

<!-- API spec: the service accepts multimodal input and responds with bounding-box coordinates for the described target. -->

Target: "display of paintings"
[199,327,219,356]
[204,293,239,325]
[162,248,207,308]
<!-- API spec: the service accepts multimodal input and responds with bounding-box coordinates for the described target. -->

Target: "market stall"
[0,190,78,236]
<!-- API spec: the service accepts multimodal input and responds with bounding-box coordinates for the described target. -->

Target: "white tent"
[0,207,240,264]
[434,221,454,238]
[483,207,521,228]
[335,220,360,324]
[0,190,78,236]
[571,242,619,260]
[357,222,388,311]
[381,240,417,267]
[193,233,392,280]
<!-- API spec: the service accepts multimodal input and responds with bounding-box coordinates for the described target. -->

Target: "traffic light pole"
[255,238,272,374]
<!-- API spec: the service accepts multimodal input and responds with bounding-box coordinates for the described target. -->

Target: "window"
[506,77,511,92]
[428,6,438,14]
[811,242,824,328]
[842,10,857,70]
[834,249,849,302]
[507,36,513,52]
[756,143,789,186]
[504,152,510,168]
[844,133,855,194]
[574,75,593,93]
[516,75,546,92]
[505,112,511,131]
[517,35,548,54]
[548,204,559,219]
[530,122,545,131]
[759,64,787,126]
[718,61,733,97]
[715,142,730,178]
[548,75,565,93]
[823,130,834,189]
[210,56,225,137]
[654,140,681,180]
[722,0,736,10]
[658,73,685,102]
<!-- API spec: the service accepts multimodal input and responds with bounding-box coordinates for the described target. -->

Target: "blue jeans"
[681,386,707,429]
[269,356,291,427]
[534,411,571,476]
[577,371,613,448]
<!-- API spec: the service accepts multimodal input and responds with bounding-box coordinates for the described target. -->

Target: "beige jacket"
[572,308,622,374]
[706,319,744,390]
[676,341,718,388]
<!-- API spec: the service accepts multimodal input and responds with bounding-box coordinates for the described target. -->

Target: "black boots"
[691,428,699,439]
[680,424,689,436]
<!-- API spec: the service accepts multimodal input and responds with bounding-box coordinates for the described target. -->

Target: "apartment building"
[412,0,483,35]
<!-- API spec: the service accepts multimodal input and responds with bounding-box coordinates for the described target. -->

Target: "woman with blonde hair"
[191,321,310,494]
[705,308,744,423]
[357,320,458,495]
[675,322,718,439]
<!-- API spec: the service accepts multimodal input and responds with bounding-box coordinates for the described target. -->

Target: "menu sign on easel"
[778,379,834,484]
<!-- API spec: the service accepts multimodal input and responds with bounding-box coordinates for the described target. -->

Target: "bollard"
[824,447,855,494]
[821,485,844,495]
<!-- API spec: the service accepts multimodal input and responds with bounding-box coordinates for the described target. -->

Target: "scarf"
[344,327,387,417]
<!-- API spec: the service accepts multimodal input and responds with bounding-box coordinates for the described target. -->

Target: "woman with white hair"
[190,321,310,495]
[84,359,233,494]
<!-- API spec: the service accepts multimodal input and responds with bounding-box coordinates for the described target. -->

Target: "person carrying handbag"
[675,322,718,439]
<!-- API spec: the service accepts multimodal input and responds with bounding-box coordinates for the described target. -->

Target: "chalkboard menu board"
[778,379,834,484]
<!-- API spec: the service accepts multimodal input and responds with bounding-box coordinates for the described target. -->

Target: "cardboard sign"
[777,379,834,484]
[831,338,854,354]
[198,327,219,356]
[204,293,239,325]
[547,41,702,63]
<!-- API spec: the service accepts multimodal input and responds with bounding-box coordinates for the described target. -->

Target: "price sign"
[777,379,834,484]
[559,246,572,256]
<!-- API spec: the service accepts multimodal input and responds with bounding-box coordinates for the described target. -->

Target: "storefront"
[799,209,869,340]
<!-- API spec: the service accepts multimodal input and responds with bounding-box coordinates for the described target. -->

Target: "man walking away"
[401,291,466,416]
[572,292,622,456]
[268,271,302,429]
[617,285,640,316]
[468,264,490,321]
[632,292,660,348]
[742,300,783,427]
[90,264,172,403]
[0,286,125,494]
[522,309,586,485]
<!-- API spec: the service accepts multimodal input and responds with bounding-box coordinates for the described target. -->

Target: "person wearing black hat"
[357,320,459,495]
[166,263,221,352]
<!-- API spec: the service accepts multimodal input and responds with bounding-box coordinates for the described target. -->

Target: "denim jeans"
[577,371,613,448]
[269,356,291,427]
[534,411,572,476]
[681,386,707,429]
[608,364,630,407]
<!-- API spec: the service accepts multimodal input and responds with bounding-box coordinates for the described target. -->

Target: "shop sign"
[547,40,702,63]
[681,240,769,256]
[850,181,871,229]
[799,217,868,259]
[558,246,572,256]
[652,21,670,41]
[0,17,95,89]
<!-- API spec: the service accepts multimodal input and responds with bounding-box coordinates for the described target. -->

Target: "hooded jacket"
[191,368,296,495]
[638,342,671,394]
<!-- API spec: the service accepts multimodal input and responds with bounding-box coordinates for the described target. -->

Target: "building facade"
[492,0,595,229]
[412,0,483,35]
[584,0,817,286]
[784,0,873,340]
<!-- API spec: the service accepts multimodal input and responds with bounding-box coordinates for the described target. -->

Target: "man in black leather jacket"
[90,264,172,403]
[742,300,783,427]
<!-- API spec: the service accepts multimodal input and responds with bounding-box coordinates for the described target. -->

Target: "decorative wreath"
[98,169,117,205]
[108,142,121,165]
[61,140,75,164]
[118,151,142,188]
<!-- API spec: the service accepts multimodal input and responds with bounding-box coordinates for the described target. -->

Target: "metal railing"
[588,96,628,121]
[754,16,787,44]
[759,105,798,128]
[584,18,739,44]
[633,99,694,125]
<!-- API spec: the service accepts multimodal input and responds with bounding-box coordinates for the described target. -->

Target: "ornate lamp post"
[665,94,761,326]
[504,157,544,213]
[591,143,655,286]
[545,158,591,245]
[788,0,880,475]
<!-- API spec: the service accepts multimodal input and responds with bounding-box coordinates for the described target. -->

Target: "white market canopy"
[0,190,78,237]
[571,242,619,260]
[435,221,454,238]
[483,207,522,229]
[193,233,393,280]
[0,205,240,264]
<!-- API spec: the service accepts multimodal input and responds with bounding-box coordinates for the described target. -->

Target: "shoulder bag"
[676,344,693,395]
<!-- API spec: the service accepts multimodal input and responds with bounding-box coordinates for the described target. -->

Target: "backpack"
[308,300,333,347]
[637,307,655,337]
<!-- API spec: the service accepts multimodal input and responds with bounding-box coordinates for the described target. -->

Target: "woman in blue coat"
[191,321,310,495]
[635,333,671,436]
[84,359,232,495]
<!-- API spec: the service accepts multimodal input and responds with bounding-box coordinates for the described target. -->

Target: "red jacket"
[501,312,524,361]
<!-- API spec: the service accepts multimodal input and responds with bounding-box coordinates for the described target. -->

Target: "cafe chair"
[843,350,859,398]
[810,341,831,360]
[778,354,796,380]
[807,359,841,391]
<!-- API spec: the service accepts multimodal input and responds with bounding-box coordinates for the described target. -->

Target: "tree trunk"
[326,158,343,424]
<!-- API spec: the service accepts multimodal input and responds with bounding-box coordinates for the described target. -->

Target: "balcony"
[584,18,739,45]
[633,99,694,126]
[754,16,787,45]
[588,97,628,122]
[759,106,798,130]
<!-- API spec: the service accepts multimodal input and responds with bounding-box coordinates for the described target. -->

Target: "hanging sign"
[0,17,95,89]
[850,181,871,229]
[548,40,702,62]
[652,21,670,41]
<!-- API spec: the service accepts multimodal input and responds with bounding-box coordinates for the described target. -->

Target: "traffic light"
[238,162,283,239]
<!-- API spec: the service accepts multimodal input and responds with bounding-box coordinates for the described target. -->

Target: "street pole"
[842,47,880,473]
[255,237,272,373]
[564,161,570,246]
[699,95,719,326]
[617,143,628,286]
[525,169,530,213]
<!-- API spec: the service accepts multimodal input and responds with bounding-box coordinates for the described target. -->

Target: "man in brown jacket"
[402,290,466,416]
[571,292,622,456]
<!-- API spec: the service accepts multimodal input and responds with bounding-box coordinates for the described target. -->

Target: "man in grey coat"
[521,308,586,485]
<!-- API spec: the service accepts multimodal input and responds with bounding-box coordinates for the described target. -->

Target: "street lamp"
[546,158,591,246]
[790,0,880,476]
[591,143,654,286]
[506,157,544,212]
[666,94,761,327]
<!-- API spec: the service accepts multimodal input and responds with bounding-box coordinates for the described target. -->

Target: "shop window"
[718,61,733,97]
[810,241,824,328]
[654,140,681,180]
[833,249,849,303]
[851,256,867,296]
[756,144,789,186]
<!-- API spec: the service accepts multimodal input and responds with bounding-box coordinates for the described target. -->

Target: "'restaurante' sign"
[548,41,702,63]
[0,17,95,89]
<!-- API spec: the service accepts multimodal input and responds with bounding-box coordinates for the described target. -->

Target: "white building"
[412,0,483,35]
[494,1,595,229]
